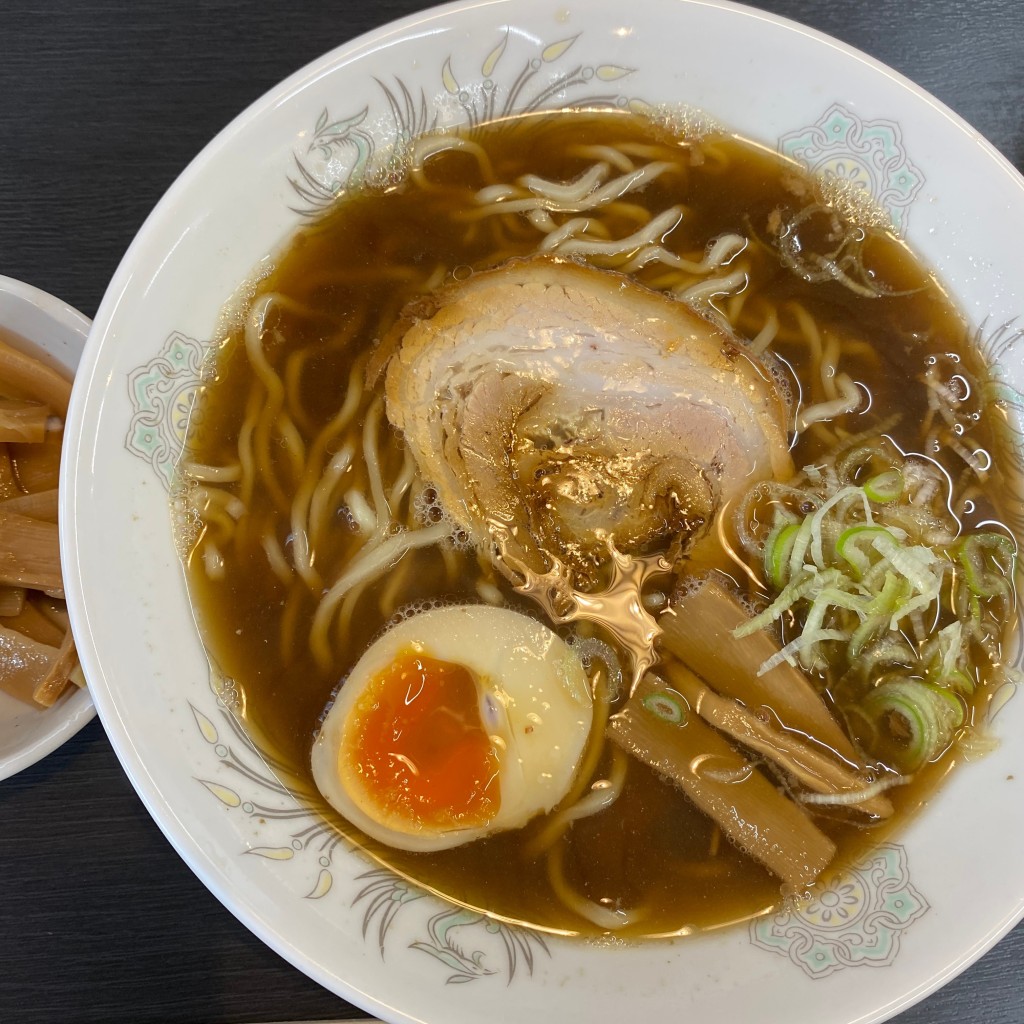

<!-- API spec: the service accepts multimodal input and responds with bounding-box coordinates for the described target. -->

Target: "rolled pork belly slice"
[383,257,793,577]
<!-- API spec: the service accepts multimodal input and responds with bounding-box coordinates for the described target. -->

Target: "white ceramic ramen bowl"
[0,275,94,782]
[62,1,1024,1021]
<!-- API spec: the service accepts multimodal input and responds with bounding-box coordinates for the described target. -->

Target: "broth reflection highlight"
[177,110,1019,938]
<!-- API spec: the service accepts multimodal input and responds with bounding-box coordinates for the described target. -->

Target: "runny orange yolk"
[347,651,501,830]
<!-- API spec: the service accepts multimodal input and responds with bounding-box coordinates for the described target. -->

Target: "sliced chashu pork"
[383,258,792,576]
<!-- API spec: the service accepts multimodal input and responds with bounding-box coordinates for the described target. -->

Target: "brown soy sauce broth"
[182,110,1010,938]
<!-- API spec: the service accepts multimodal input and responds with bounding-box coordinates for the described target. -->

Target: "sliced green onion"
[869,532,940,592]
[864,469,904,503]
[942,669,976,696]
[919,621,976,695]
[733,567,845,638]
[850,612,891,659]
[871,570,909,615]
[861,679,965,771]
[836,524,894,580]
[848,572,910,656]
[836,442,897,483]
[955,581,983,624]
[857,636,916,677]
[756,626,847,676]
[802,485,872,573]
[642,692,685,724]
[763,521,800,589]
[958,533,1015,599]
[742,459,1012,699]
[924,620,964,685]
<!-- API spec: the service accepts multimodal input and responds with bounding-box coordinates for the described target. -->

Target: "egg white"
[311,604,592,852]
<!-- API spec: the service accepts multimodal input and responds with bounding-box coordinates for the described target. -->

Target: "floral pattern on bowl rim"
[779,104,924,233]
[749,845,929,977]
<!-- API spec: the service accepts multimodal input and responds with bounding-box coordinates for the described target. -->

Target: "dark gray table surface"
[1,1,1022,1022]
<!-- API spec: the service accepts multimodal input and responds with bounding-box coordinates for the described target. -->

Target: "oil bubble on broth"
[175,109,1020,939]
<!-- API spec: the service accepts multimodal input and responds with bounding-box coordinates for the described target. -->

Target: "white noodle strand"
[798,373,863,431]
[310,521,451,668]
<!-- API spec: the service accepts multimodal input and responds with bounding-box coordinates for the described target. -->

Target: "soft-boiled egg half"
[312,604,592,852]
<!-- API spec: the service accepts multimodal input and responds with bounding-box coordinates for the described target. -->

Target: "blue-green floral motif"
[779,103,923,234]
[749,844,928,977]
[125,330,210,490]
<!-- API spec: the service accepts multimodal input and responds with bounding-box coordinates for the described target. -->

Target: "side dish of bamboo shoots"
[0,327,80,709]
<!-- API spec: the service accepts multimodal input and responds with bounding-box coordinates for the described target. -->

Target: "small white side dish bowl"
[0,275,94,782]
[61,1,1024,1022]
